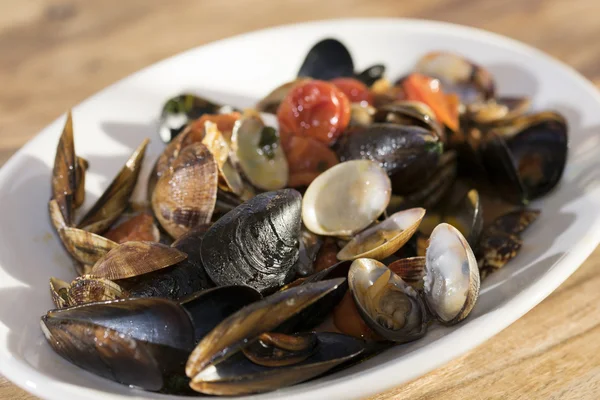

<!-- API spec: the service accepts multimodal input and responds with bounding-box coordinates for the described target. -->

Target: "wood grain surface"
[1,0,599,399]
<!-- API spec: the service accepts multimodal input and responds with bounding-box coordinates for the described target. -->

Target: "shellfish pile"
[43,38,565,395]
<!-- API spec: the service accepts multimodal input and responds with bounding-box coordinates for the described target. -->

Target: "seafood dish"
[43,38,567,396]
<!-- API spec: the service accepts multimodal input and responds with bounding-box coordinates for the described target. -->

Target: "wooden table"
[1,0,599,399]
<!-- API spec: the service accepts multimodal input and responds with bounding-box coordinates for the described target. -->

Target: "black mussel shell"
[41,297,195,391]
[355,64,386,86]
[297,38,354,81]
[201,189,302,295]
[334,124,443,195]
[278,261,352,333]
[188,332,364,395]
[444,188,484,249]
[504,114,568,199]
[242,332,318,367]
[125,225,214,300]
[180,285,262,341]
[159,94,228,143]
[480,131,528,204]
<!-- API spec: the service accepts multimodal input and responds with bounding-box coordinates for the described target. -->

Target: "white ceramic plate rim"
[1,17,600,400]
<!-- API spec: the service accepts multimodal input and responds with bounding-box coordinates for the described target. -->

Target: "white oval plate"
[1,18,600,400]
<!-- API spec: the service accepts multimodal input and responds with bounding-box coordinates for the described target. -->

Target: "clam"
[424,223,480,324]
[297,38,354,81]
[201,189,301,295]
[104,213,160,243]
[59,227,118,266]
[231,114,289,190]
[51,111,77,226]
[152,142,218,239]
[348,258,428,343]
[78,139,149,234]
[185,279,365,395]
[90,241,187,280]
[159,93,225,143]
[49,275,128,308]
[388,256,426,290]
[49,277,70,309]
[415,52,495,104]
[302,160,391,237]
[334,124,442,195]
[337,208,426,261]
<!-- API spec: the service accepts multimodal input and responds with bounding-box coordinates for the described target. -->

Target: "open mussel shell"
[355,64,386,87]
[387,150,458,213]
[201,189,301,294]
[159,93,224,143]
[189,332,364,396]
[302,160,391,237]
[373,101,444,140]
[152,142,218,239]
[444,189,483,249]
[415,52,495,104]
[277,260,352,333]
[180,285,262,341]
[297,38,354,81]
[91,241,187,280]
[78,139,149,234]
[185,278,346,378]
[231,114,288,190]
[334,124,442,195]
[242,332,317,367]
[52,111,77,226]
[41,297,196,391]
[348,258,428,343]
[338,208,426,261]
[74,156,87,209]
[481,112,568,203]
[424,223,480,324]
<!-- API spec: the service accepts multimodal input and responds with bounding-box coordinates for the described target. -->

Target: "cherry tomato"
[402,73,459,132]
[331,77,374,105]
[277,80,350,145]
[188,112,242,142]
[280,130,339,188]
[105,214,158,244]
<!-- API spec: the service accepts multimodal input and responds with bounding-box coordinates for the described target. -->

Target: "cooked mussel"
[415,52,495,104]
[302,160,391,236]
[126,224,215,300]
[152,142,218,238]
[334,124,442,195]
[231,113,288,190]
[185,279,365,395]
[481,111,568,203]
[337,208,426,261]
[42,286,261,392]
[201,189,301,294]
